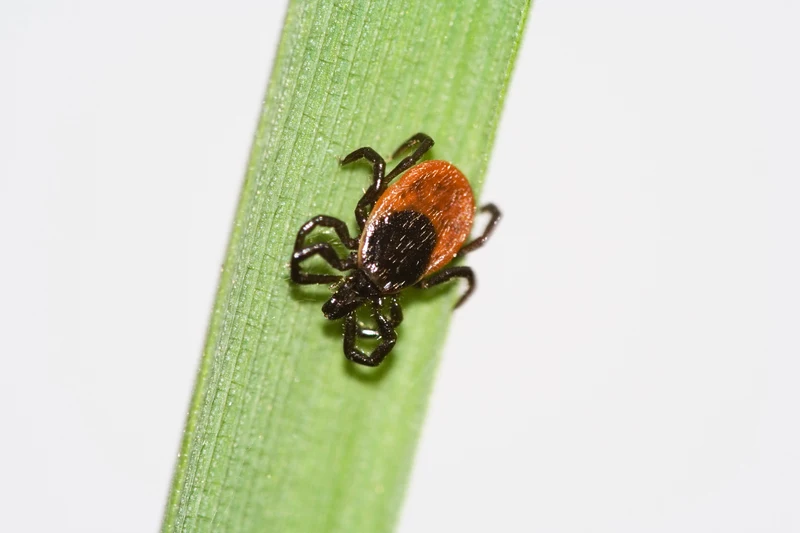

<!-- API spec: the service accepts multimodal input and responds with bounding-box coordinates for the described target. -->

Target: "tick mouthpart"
[321,270,380,320]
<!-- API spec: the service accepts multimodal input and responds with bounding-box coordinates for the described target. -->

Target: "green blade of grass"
[163,1,531,531]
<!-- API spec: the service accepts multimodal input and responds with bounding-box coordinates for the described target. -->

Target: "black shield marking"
[362,210,437,292]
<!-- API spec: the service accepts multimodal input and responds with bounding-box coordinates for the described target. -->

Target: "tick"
[291,133,500,366]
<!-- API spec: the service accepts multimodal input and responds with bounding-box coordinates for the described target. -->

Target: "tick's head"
[322,270,378,320]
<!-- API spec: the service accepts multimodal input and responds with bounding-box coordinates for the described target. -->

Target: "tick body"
[360,160,475,293]
[291,133,500,366]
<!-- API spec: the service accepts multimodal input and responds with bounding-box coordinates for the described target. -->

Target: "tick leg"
[458,203,501,256]
[385,132,434,182]
[356,296,403,338]
[387,296,403,327]
[341,147,386,189]
[295,215,358,250]
[291,243,356,285]
[291,215,357,284]
[416,266,475,308]
[340,147,387,229]
[343,302,397,366]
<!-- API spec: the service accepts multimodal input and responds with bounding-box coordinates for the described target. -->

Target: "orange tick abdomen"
[358,160,475,292]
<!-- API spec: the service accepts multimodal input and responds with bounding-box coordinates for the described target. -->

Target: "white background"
[1,1,798,532]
